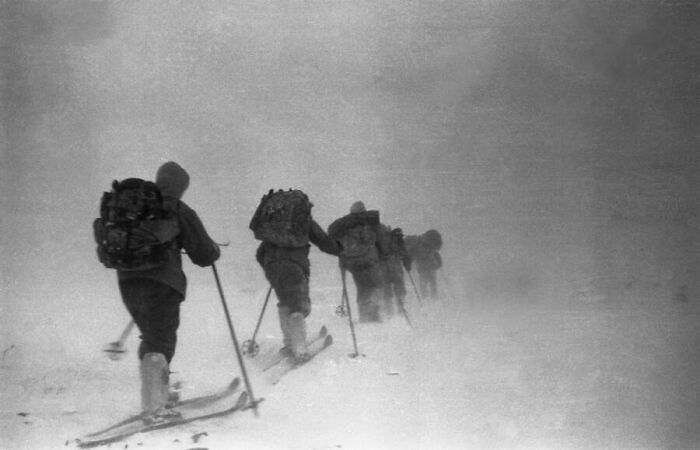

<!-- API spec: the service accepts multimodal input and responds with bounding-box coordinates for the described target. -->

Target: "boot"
[277,306,293,357]
[140,352,181,424]
[287,312,309,363]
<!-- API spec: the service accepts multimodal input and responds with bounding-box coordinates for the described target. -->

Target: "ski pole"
[406,270,423,306]
[392,267,414,328]
[242,285,273,357]
[211,263,261,416]
[395,289,414,328]
[341,267,364,358]
[103,320,135,361]
[335,289,348,317]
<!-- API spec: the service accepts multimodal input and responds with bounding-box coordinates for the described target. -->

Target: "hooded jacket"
[118,162,220,297]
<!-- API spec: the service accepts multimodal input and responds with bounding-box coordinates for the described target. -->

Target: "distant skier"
[405,229,443,299]
[379,225,412,318]
[94,161,220,424]
[328,201,389,322]
[251,189,342,362]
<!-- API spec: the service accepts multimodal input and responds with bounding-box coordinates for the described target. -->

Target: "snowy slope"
[2,1,698,449]
[3,262,700,449]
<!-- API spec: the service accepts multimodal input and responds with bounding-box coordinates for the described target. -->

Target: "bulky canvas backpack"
[341,223,378,259]
[93,178,180,271]
[249,189,312,247]
[328,210,380,268]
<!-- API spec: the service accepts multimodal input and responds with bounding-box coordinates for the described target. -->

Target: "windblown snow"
[2,1,698,449]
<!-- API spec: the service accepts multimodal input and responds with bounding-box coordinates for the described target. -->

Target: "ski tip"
[320,325,328,336]
[325,335,333,345]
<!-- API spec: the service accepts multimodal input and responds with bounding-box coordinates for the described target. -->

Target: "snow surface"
[2,1,699,449]
[3,251,700,449]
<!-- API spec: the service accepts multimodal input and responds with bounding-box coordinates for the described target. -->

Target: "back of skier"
[252,189,341,362]
[405,229,442,299]
[113,162,220,424]
[328,201,389,322]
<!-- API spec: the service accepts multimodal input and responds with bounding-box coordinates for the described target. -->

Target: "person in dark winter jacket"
[380,225,412,318]
[255,194,342,362]
[117,161,220,423]
[328,201,389,322]
[405,229,442,299]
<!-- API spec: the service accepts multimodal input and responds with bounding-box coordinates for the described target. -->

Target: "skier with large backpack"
[405,229,443,299]
[250,189,342,362]
[328,201,389,323]
[93,161,220,425]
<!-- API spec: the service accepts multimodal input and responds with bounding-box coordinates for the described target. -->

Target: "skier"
[405,229,443,299]
[380,225,412,318]
[114,162,220,424]
[252,190,341,362]
[328,201,389,322]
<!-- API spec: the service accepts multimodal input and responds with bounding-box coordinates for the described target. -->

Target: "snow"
[3,258,700,449]
[2,1,699,449]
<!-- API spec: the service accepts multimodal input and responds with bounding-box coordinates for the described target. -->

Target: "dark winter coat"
[328,211,389,270]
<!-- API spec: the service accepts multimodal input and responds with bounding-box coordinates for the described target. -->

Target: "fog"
[1,1,699,448]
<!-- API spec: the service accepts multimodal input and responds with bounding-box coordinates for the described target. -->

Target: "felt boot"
[278,305,293,357]
[140,352,181,425]
[288,312,309,363]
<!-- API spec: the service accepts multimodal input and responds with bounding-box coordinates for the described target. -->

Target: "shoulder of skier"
[172,199,220,267]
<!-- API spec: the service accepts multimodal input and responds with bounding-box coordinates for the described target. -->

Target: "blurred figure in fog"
[379,224,412,318]
[405,229,443,299]
[328,201,389,322]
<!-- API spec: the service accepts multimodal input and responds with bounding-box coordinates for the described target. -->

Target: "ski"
[267,334,333,385]
[260,326,328,371]
[76,391,248,448]
[84,377,241,438]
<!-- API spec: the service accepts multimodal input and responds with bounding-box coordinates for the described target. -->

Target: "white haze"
[1,1,698,449]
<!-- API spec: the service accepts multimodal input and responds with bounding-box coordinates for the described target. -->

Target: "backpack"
[328,210,380,268]
[93,178,180,271]
[404,234,421,259]
[249,189,312,247]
